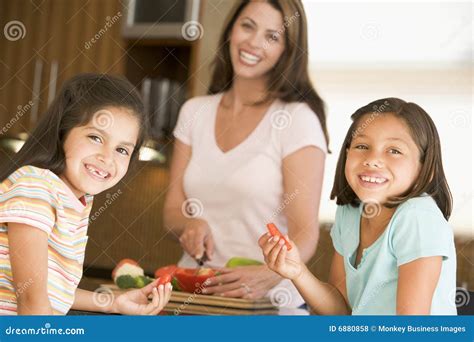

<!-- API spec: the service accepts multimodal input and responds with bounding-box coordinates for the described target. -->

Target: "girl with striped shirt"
[0,74,172,315]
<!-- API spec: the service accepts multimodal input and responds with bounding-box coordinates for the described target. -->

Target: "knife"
[195,252,208,274]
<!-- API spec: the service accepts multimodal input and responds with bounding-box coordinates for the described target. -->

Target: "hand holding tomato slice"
[258,231,303,281]
[157,274,172,286]
[266,223,292,250]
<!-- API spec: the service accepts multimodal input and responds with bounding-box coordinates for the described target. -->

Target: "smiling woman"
[163,0,329,309]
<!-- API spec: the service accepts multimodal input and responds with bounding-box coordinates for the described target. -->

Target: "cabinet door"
[0,0,125,133]
[0,0,51,136]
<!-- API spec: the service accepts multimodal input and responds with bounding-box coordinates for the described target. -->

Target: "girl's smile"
[84,163,112,181]
[357,172,389,188]
[60,107,139,198]
[345,113,422,205]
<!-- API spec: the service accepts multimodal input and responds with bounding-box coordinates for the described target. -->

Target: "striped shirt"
[0,166,93,315]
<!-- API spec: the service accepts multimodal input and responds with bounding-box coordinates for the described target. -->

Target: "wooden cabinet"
[0,0,124,134]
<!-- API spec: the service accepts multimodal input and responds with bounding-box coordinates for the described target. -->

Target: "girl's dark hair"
[0,73,148,182]
[208,0,330,150]
[330,97,452,220]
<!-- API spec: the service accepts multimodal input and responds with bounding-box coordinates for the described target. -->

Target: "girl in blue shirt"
[259,98,457,315]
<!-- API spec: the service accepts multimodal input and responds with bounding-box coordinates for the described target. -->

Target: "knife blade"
[195,252,208,274]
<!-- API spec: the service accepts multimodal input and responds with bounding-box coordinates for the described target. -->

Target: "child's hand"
[258,233,303,281]
[112,278,172,315]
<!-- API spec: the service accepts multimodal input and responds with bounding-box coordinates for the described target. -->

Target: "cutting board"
[100,284,279,315]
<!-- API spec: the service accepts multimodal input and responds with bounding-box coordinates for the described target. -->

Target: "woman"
[164,0,329,308]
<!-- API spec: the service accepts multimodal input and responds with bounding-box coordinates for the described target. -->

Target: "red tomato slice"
[154,265,178,279]
[266,223,292,251]
[157,274,172,285]
[173,268,216,293]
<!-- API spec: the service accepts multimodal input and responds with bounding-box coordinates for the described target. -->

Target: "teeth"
[361,175,386,184]
[240,51,261,65]
[86,164,109,179]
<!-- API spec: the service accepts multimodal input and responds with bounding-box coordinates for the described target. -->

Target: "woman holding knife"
[164,0,329,308]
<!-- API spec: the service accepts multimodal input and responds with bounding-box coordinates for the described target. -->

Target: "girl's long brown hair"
[330,98,452,220]
[208,0,330,150]
[0,73,148,182]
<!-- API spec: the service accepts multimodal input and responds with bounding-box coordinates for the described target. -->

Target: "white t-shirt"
[173,93,327,307]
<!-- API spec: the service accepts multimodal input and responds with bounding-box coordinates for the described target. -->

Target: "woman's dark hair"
[0,73,148,182]
[208,0,330,150]
[330,97,452,220]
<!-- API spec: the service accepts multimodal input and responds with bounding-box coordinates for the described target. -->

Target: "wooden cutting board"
[100,283,279,315]
[165,302,278,316]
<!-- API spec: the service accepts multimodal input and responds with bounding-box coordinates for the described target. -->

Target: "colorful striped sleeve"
[0,170,57,235]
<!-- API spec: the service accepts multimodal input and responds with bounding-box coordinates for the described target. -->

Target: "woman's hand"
[201,265,281,299]
[179,218,215,260]
[258,233,303,281]
[111,279,172,315]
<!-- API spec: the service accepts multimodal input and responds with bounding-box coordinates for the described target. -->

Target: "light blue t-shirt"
[330,195,457,315]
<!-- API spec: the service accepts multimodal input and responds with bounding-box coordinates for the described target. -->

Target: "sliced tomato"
[173,268,216,293]
[111,258,140,280]
[266,223,292,251]
[154,264,178,279]
[157,274,172,285]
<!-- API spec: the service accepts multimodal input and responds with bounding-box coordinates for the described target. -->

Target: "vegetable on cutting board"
[153,259,265,293]
[154,265,181,290]
[225,257,263,268]
[112,259,153,289]
[173,268,216,293]
[154,264,178,279]
[112,259,143,281]
[266,223,292,251]
[154,265,216,293]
